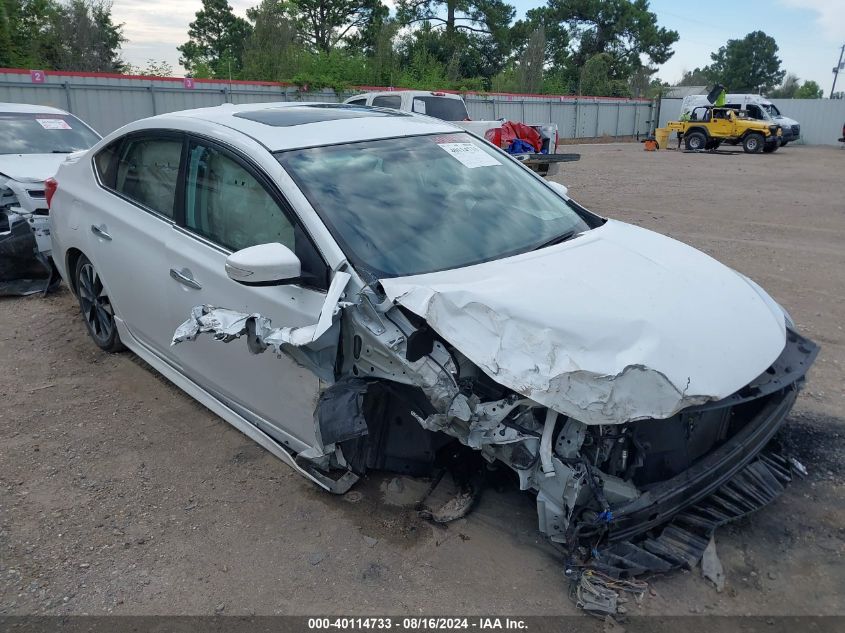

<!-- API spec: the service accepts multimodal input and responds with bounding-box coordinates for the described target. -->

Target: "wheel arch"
[686,126,709,138]
[65,248,84,296]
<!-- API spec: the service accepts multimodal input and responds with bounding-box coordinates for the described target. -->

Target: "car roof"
[350,90,462,100]
[151,102,461,151]
[0,102,69,115]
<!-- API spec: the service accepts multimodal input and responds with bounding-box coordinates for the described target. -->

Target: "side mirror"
[225,243,301,285]
[547,181,569,198]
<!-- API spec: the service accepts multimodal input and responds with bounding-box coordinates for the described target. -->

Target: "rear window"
[411,97,469,121]
[0,112,100,154]
[372,95,402,109]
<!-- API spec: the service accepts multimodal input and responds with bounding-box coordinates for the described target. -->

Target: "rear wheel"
[743,133,764,153]
[75,255,124,352]
[684,132,706,151]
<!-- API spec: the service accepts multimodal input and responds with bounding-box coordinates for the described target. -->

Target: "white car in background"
[49,102,817,572]
[0,103,100,295]
[344,90,568,176]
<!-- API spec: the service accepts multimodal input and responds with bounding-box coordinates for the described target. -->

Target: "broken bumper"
[606,329,818,543]
[609,386,797,542]
[0,213,57,296]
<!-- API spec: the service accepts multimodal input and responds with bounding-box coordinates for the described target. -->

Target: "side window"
[184,142,295,253]
[93,140,120,188]
[746,105,763,119]
[347,98,366,106]
[183,142,328,289]
[114,136,182,218]
[372,95,402,109]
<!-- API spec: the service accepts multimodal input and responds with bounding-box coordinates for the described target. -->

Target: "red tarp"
[485,121,543,153]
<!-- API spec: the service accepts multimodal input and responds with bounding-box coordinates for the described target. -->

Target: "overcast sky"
[112,0,844,95]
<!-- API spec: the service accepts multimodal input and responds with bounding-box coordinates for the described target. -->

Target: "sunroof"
[233,104,409,127]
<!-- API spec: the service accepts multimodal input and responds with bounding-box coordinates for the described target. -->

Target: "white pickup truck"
[344,90,578,176]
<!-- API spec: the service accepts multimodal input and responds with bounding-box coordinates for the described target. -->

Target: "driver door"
[709,110,735,137]
[166,137,336,453]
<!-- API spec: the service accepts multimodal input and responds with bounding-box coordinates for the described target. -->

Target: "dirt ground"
[1,143,843,618]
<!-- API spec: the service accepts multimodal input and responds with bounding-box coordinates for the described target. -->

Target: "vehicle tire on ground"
[743,133,765,153]
[684,132,706,151]
[74,254,125,352]
[763,142,779,153]
[780,141,789,146]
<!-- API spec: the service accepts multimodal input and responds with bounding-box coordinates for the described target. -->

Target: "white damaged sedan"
[50,103,818,569]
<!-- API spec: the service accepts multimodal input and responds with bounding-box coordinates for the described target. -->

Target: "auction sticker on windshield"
[36,118,72,130]
[437,142,500,168]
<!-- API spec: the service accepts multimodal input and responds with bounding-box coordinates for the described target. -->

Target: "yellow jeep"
[666,106,782,153]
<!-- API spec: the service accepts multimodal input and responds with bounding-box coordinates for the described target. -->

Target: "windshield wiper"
[52,150,74,153]
[532,229,579,251]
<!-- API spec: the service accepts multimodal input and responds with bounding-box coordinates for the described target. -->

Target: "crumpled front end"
[170,218,819,552]
[172,274,818,548]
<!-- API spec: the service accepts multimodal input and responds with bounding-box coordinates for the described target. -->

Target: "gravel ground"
[1,142,843,617]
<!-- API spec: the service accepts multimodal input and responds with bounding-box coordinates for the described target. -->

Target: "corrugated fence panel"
[658,97,845,145]
[464,96,653,140]
[658,98,682,129]
[768,98,845,145]
[1,70,658,140]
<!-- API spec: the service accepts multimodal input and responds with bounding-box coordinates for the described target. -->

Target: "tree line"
[176,0,680,96]
[0,0,124,73]
[0,0,827,99]
[677,30,824,99]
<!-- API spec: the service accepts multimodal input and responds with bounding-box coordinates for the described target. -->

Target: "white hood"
[380,220,787,425]
[0,153,69,183]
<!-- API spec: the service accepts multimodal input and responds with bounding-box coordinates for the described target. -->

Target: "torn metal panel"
[171,271,352,350]
[381,220,788,425]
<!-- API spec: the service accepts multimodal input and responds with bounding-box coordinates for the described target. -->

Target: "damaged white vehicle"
[50,103,818,569]
[0,103,100,295]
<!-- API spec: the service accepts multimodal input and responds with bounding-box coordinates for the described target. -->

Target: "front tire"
[763,142,779,153]
[743,133,764,153]
[75,255,124,352]
[684,132,706,151]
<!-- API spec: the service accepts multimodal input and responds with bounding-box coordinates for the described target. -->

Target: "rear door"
[87,130,184,355]
[166,136,335,452]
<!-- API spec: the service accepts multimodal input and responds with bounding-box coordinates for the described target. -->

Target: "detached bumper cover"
[608,329,817,542]
[575,330,818,578]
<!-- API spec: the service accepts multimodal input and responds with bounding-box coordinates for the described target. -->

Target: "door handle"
[90,224,111,241]
[170,268,202,290]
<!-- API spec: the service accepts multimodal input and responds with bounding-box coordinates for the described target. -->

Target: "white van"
[681,93,800,145]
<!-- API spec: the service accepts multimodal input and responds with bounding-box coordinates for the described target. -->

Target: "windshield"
[277,132,594,278]
[0,112,100,154]
[412,97,469,121]
[761,103,781,117]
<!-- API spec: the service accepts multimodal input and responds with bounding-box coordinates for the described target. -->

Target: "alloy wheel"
[77,262,115,344]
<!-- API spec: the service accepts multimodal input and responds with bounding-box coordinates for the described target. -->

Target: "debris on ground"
[701,536,726,592]
[570,569,647,618]
[789,457,808,477]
